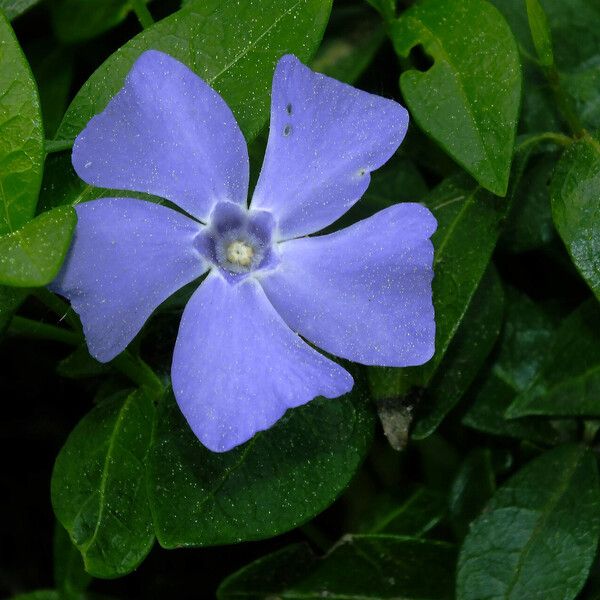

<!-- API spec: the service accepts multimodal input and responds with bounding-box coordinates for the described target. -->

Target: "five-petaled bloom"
[51,51,437,452]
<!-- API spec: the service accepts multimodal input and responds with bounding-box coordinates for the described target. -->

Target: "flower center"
[226,240,255,267]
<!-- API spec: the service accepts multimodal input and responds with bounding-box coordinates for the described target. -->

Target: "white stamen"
[226,240,254,267]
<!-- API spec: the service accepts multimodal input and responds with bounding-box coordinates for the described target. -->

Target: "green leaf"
[412,265,504,438]
[500,148,558,254]
[311,6,385,85]
[218,536,456,600]
[525,0,554,67]
[53,522,92,598]
[449,449,495,540]
[463,287,560,442]
[366,0,396,21]
[368,174,510,414]
[0,11,44,235]
[51,389,156,578]
[359,487,447,537]
[507,299,600,418]
[57,345,111,379]
[55,0,332,144]
[0,0,40,20]
[389,0,522,195]
[51,0,145,44]
[551,133,600,300]
[457,444,600,600]
[0,206,75,287]
[0,284,26,334]
[147,382,374,547]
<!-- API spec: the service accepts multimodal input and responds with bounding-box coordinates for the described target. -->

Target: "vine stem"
[130,0,154,29]
[45,138,74,154]
[544,66,585,138]
[8,316,79,346]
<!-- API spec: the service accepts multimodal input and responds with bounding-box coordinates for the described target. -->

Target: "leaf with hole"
[389,0,521,195]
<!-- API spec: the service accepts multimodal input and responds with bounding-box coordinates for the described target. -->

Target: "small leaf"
[0,0,41,20]
[360,487,447,537]
[551,133,600,300]
[390,0,522,195]
[0,284,26,334]
[507,299,600,418]
[57,345,111,379]
[312,6,385,85]
[53,522,91,597]
[55,0,332,144]
[449,449,496,540]
[412,265,504,439]
[0,11,44,235]
[51,389,155,578]
[463,287,560,442]
[0,206,76,287]
[9,592,61,600]
[51,0,146,44]
[218,536,456,600]
[457,444,600,600]
[147,382,374,547]
[526,0,554,67]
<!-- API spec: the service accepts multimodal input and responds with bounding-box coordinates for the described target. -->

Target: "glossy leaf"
[53,522,91,597]
[312,6,384,85]
[51,390,155,578]
[360,487,447,537]
[55,0,332,144]
[457,444,600,600]
[390,0,521,195]
[218,536,456,600]
[526,0,554,67]
[369,175,509,412]
[449,449,495,540]
[0,284,26,334]
[463,288,560,442]
[412,265,504,439]
[51,0,146,44]
[507,300,600,418]
[0,206,76,287]
[551,133,600,300]
[0,12,43,235]
[147,382,374,547]
[0,0,40,20]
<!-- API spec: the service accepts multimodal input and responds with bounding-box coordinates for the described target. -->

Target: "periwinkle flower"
[51,51,436,452]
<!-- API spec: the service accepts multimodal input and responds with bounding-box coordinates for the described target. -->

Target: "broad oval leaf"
[0,206,75,287]
[412,265,504,439]
[507,299,600,418]
[147,383,374,547]
[0,0,40,20]
[390,0,522,195]
[551,133,600,300]
[51,390,156,578]
[218,535,456,600]
[55,0,332,144]
[457,444,600,600]
[0,12,43,235]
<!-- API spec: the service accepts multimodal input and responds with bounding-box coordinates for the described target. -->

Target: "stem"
[8,316,79,346]
[111,352,163,395]
[45,139,74,154]
[544,66,585,137]
[33,288,81,332]
[130,0,154,29]
[517,131,573,153]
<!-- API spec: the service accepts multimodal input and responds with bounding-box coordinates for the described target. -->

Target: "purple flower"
[51,51,436,452]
